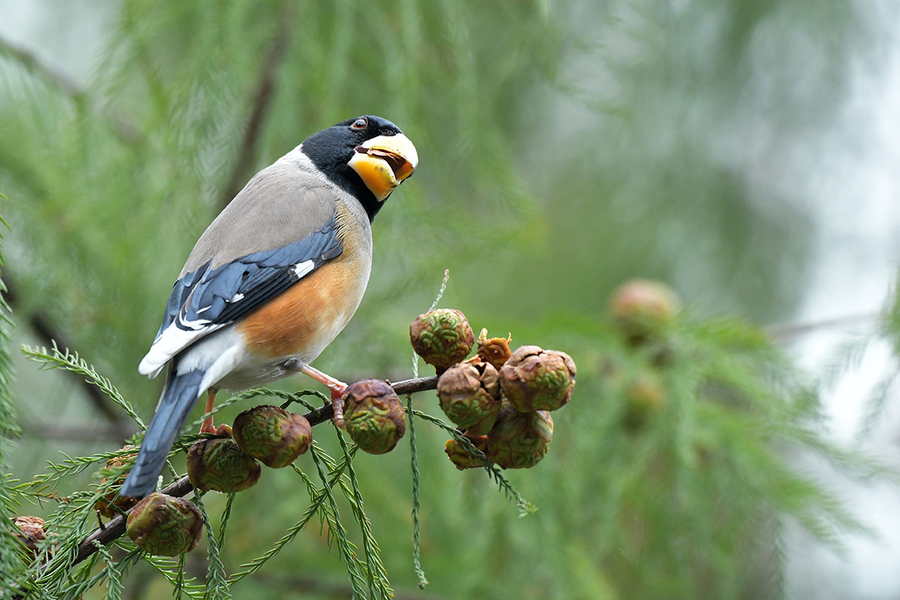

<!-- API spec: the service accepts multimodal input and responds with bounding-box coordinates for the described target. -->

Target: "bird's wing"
[139,162,344,377]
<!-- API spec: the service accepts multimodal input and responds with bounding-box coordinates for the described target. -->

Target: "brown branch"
[75,475,193,564]
[3,276,133,436]
[219,3,296,209]
[73,374,438,565]
[767,312,878,341]
[0,36,82,99]
[0,34,139,143]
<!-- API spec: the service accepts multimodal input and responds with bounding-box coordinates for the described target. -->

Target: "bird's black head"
[302,115,418,221]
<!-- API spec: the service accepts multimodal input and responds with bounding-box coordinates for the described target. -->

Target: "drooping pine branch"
[407,394,429,589]
[766,312,877,341]
[229,447,357,584]
[305,442,369,598]
[333,433,395,599]
[22,343,145,430]
[72,375,438,566]
[410,409,536,517]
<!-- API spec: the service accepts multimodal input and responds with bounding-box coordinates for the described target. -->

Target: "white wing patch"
[140,254,327,379]
[292,260,314,279]
[138,316,224,378]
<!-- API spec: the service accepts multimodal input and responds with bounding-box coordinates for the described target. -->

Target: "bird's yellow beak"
[348,133,418,201]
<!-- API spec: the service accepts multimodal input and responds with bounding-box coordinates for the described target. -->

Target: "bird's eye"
[351,118,367,130]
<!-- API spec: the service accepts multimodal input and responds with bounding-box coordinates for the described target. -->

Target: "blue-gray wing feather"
[151,214,341,344]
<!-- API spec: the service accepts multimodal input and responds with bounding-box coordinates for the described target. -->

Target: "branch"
[72,374,438,565]
[3,276,133,435]
[0,35,82,99]
[219,2,296,209]
[767,312,877,341]
[0,34,139,143]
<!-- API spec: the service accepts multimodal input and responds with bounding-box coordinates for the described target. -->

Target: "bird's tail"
[120,368,205,498]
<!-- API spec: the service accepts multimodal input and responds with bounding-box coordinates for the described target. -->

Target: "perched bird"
[120,115,418,498]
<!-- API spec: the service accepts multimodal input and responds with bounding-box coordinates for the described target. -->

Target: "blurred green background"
[2,1,900,599]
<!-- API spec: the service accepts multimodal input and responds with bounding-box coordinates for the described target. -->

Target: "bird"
[119,115,418,498]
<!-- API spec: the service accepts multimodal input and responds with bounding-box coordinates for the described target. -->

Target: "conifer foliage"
[0,1,892,598]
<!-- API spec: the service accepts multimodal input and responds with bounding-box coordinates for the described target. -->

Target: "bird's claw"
[298,363,347,429]
[200,389,218,433]
[331,387,347,430]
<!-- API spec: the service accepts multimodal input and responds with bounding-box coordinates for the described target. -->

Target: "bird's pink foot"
[299,364,348,429]
[330,388,347,430]
[200,389,217,434]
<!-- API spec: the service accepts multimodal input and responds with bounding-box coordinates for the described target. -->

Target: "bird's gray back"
[181,150,342,275]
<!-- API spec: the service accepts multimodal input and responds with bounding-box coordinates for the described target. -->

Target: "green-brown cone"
[476,329,512,371]
[608,279,681,345]
[436,360,501,435]
[410,308,475,371]
[126,493,203,556]
[444,435,488,470]
[13,516,46,559]
[232,405,312,468]
[343,379,406,454]
[187,436,261,493]
[95,445,139,518]
[486,405,554,469]
[622,371,668,432]
[499,346,576,412]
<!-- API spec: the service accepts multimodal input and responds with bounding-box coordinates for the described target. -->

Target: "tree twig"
[72,374,438,565]
[219,2,296,209]
[3,276,133,437]
[0,35,82,99]
[767,312,878,341]
[0,34,139,142]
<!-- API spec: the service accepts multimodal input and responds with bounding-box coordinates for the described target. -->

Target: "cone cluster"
[94,445,140,518]
[411,310,577,470]
[120,406,313,556]
[109,303,585,557]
